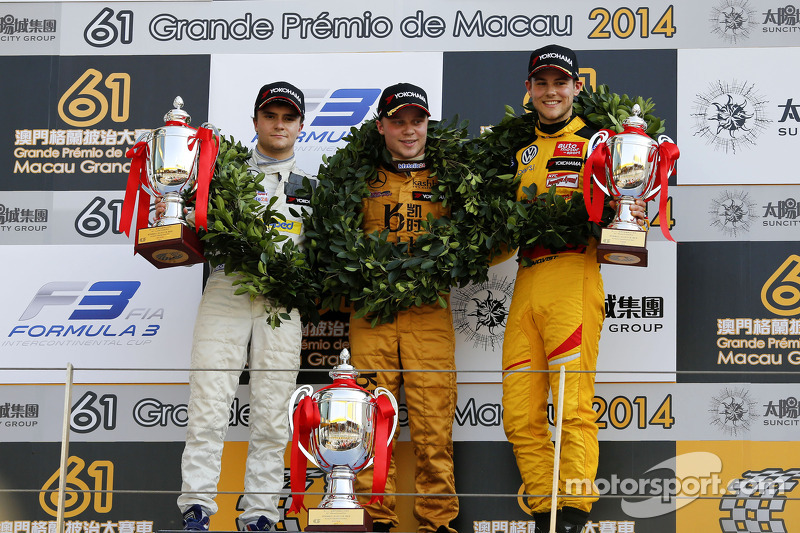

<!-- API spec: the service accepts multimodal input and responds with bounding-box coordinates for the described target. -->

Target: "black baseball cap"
[377,83,431,118]
[527,44,579,80]
[254,81,305,118]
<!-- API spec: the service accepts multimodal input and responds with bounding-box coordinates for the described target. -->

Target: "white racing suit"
[177,153,316,525]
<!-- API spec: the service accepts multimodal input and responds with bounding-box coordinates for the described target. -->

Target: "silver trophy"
[588,104,678,267]
[289,349,397,531]
[125,96,219,268]
[138,96,216,226]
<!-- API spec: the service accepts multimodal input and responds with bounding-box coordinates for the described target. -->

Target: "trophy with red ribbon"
[289,349,397,532]
[583,104,680,267]
[119,96,219,268]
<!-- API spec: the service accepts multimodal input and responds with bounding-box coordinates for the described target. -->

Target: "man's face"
[376,106,428,161]
[525,69,583,125]
[252,102,303,159]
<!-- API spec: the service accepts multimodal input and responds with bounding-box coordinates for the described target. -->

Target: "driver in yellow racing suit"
[500,45,643,533]
[349,83,458,533]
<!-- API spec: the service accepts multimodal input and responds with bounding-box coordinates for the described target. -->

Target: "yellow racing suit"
[350,162,459,533]
[501,115,603,516]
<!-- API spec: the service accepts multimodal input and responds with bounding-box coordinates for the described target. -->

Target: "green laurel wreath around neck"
[193,136,320,328]
[469,84,666,266]
[305,117,517,326]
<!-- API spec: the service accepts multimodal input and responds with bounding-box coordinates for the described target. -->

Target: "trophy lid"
[329,348,359,381]
[163,96,191,125]
[622,104,647,131]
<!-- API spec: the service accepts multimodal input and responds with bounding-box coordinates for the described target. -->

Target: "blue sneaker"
[182,505,210,531]
[237,516,275,532]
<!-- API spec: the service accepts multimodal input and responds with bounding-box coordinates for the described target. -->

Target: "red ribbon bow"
[120,141,151,243]
[369,393,396,505]
[289,396,321,513]
[653,140,679,242]
[188,126,218,231]
[582,129,615,225]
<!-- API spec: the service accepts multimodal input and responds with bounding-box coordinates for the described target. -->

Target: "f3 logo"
[19,281,141,321]
[58,69,131,127]
[85,8,133,48]
[310,89,381,127]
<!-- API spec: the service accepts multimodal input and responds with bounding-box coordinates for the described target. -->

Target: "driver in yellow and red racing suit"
[503,113,603,533]
[499,45,641,533]
[349,83,459,533]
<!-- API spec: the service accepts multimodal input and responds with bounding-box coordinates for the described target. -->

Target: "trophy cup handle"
[588,130,610,152]
[643,134,677,202]
[200,122,221,140]
[135,130,153,144]
[587,131,611,195]
[656,134,678,178]
[289,384,320,467]
[374,387,399,449]
[643,184,661,202]
[359,386,398,471]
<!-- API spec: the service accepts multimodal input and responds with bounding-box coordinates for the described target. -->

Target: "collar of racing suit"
[248,150,298,192]
[250,149,297,176]
[535,114,584,138]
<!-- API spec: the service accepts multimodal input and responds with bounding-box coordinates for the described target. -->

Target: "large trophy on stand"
[289,349,397,532]
[119,96,219,268]
[583,104,680,267]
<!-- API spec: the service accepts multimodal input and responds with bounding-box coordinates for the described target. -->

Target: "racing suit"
[501,116,603,516]
[350,162,459,533]
[178,152,316,525]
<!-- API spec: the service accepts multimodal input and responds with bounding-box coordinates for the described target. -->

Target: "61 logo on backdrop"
[85,7,134,48]
[58,68,131,128]
[40,456,114,517]
[3,54,210,191]
[761,254,800,317]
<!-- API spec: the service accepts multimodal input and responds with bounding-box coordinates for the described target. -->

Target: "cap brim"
[257,96,304,116]
[528,64,577,79]
[385,103,431,118]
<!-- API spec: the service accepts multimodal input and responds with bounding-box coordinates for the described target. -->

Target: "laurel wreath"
[469,84,666,266]
[305,118,517,326]
[192,86,664,326]
[574,83,666,137]
[193,136,320,328]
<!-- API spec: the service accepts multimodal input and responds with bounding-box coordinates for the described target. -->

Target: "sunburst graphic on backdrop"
[708,189,758,237]
[452,274,514,351]
[691,80,771,154]
[709,387,758,437]
[709,0,757,44]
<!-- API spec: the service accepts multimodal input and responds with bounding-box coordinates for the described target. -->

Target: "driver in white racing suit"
[176,81,316,532]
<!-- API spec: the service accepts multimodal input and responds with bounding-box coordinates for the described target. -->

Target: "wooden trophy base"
[135,224,205,269]
[597,227,648,267]
[304,507,372,532]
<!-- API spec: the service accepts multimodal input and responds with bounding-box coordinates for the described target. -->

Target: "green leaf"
[306,115,519,324]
